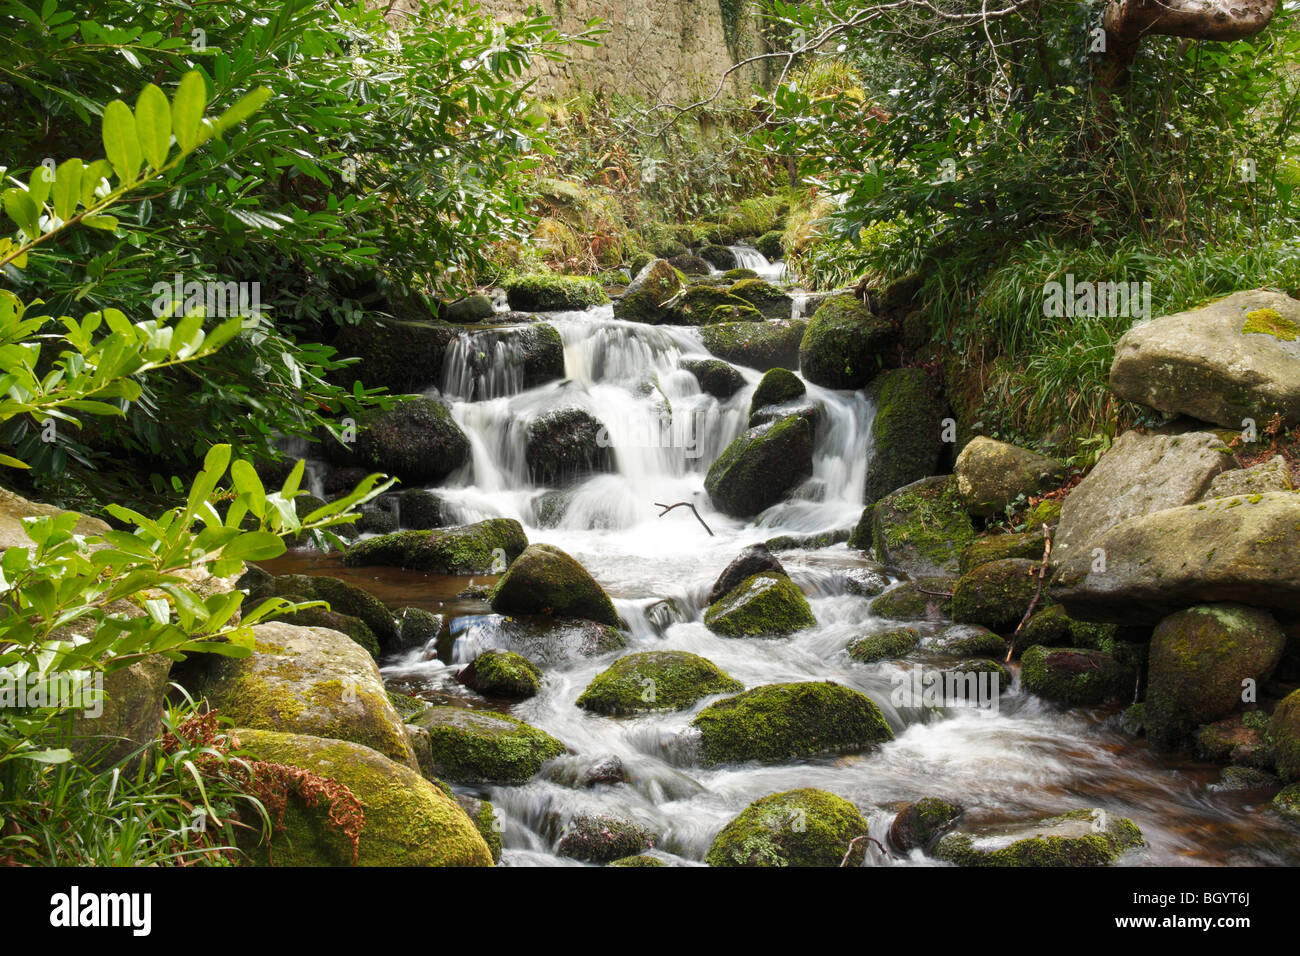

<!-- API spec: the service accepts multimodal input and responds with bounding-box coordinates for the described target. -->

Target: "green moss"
[723,268,759,281]
[613,259,686,323]
[847,503,876,551]
[934,625,1007,658]
[692,681,894,765]
[459,796,502,864]
[490,542,619,626]
[798,294,895,389]
[1274,783,1300,823]
[576,651,743,715]
[703,572,816,637]
[1025,499,1063,528]
[415,706,567,784]
[934,809,1143,867]
[1271,689,1300,783]
[343,519,528,574]
[889,797,962,852]
[502,272,609,311]
[386,690,427,722]
[1242,307,1299,340]
[609,854,666,867]
[950,558,1043,632]
[707,788,869,867]
[462,650,541,700]
[959,532,1044,574]
[755,230,784,261]
[705,414,814,518]
[862,369,947,504]
[870,578,953,620]
[848,627,920,663]
[1020,646,1132,706]
[873,476,977,574]
[699,319,807,371]
[749,367,805,419]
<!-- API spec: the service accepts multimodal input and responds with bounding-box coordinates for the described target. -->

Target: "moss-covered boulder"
[704,573,816,637]
[861,367,949,505]
[668,254,710,276]
[1194,712,1274,768]
[557,814,654,863]
[244,572,400,651]
[848,627,920,663]
[755,230,784,261]
[934,809,1144,867]
[889,797,962,853]
[577,651,743,715]
[959,531,1045,574]
[692,682,893,764]
[847,503,875,551]
[1144,604,1287,749]
[705,415,814,518]
[700,319,808,372]
[1020,646,1133,706]
[954,437,1068,518]
[951,559,1043,632]
[1268,689,1300,782]
[872,476,977,576]
[453,794,501,864]
[1016,604,1116,655]
[931,625,1006,659]
[456,614,626,667]
[1026,498,1063,528]
[490,543,619,626]
[614,259,686,323]
[699,244,738,270]
[343,519,528,574]
[670,285,759,326]
[748,367,805,421]
[524,408,615,487]
[707,543,787,604]
[394,489,446,530]
[798,294,895,390]
[730,278,793,321]
[609,853,666,867]
[456,650,542,700]
[870,578,953,620]
[331,318,458,393]
[393,607,442,649]
[1274,783,1300,822]
[706,789,870,867]
[503,273,609,312]
[679,357,746,400]
[351,397,470,485]
[198,622,417,768]
[234,729,492,867]
[444,293,495,323]
[413,706,567,784]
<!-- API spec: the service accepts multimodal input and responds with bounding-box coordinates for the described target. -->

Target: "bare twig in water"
[916,587,953,598]
[841,833,895,866]
[655,501,714,537]
[1006,524,1052,662]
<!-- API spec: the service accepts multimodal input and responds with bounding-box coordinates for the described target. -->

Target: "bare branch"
[654,501,715,536]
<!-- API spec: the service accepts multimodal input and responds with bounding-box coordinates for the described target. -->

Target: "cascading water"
[273,294,1299,867]
[729,244,786,282]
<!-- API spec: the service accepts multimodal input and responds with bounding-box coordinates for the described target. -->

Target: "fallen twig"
[1006,524,1052,663]
[840,833,894,866]
[654,501,714,537]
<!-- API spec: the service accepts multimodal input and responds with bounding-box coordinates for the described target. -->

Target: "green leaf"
[221,531,286,562]
[135,83,172,170]
[52,158,83,221]
[81,214,118,231]
[2,189,40,240]
[101,99,143,183]
[215,86,271,134]
[171,71,207,154]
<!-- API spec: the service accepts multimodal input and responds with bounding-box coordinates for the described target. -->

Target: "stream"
[263,246,1300,867]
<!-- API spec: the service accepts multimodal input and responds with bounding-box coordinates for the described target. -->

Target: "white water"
[367,300,1299,868]
[729,244,786,282]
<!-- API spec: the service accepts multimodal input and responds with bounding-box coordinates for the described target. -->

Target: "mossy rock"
[490,542,619,626]
[457,650,541,700]
[1270,689,1300,783]
[668,254,710,276]
[1026,498,1063,528]
[454,794,502,864]
[847,503,876,551]
[934,809,1144,867]
[331,318,458,393]
[234,729,493,867]
[730,278,793,321]
[848,626,920,663]
[954,436,1068,518]
[1194,713,1275,769]
[557,814,654,863]
[444,294,495,323]
[873,476,977,576]
[386,690,428,722]
[614,259,686,324]
[1020,646,1133,706]
[413,706,567,784]
[798,294,896,390]
[465,613,627,666]
[577,651,743,715]
[343,518,528,574]
[749,367,805,420]
[395,489,446,530]
[1145,604,1287,749]
[679,357,746,400]
[707,543,787,605]
[862,368,948,504]
[755,230,784,261]
[705,415,814,518]
[524,407,615,487]
[703,573,816,637]
[672,285,759,325]
[1211,766,1279,791]
[198,622,417,769]
[724,267,759,281]
[959,532,1045,575]
[699,244,738,270]
[692,682,894,765]
[268,606,380,659]
[350,397,470,485]
[870,578,953,620]
[393,606,442,650]
[609,853,666,867]
[943,657,1010,695]
[700,319,807,372]
[1274,783,1300,822]
[502,273,609,311]
[62,655,172,770]
[901,309,930,349]
[931,624,1006,659]
[951,558,1044,632]
[889,797,962,852]
[707,789,870,867]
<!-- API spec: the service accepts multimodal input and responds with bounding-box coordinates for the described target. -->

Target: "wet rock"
[959,531,1046,575]
[1052,429,1234,563]
[670,285,760,325]
[954,437,1068,518]
[350,397,471,485]
[456,649,542,700]
[704,573,816,637]
[943,657,1011,694]
[707,789,871,867]
[197,622,418,768]
[668,254,711,275]
[1274,783,1300,822]
[525,407,615,487]
[707,543,787,604]
[344,518,528,574]
[577,651,743,715]
[1270,689,1300,782]
[452,613,627,666]
[679,357,746,400]
[502,273,609,312]
[581,754,627,787]
[932,624,1006,659]
[799,294,896,390]
[1195,712,1275,768]
[1144,604,1286,749]
[748,367,805,421]
[516,323,567,388]
[872,476,977,576]
[870,578,954,621]
[393,607,442,650]
[951,558,1044,632]
[848,626,920,663]
[609,853,666,867]
[1052,492,1300,623]
[691,681,894,764]
[700,319,807,372]
[862,368,949,505]
[413,705,567,784]
[763,528,852,551]
[356,508,398,535]
[1210,766,1279,791]
[490,542,620,626]
[614,259,686,324]
[934,808,1144,867]
[444,293,495,323]
[705,415,814,518]
[890,797,963,853]
[557,813,654,863]
[1016,604,1115,655]
[1201,455,1292,499]
[755,230,784,261]
[233,729,493,867]
[1110,289,1300,428]
[842,565,890,597]
[730,278,793,321]
[699,244,738,270]
[454,794,502,864]
[331,318,458,393]
[396,489,446,530]
[1020,646,1133,706]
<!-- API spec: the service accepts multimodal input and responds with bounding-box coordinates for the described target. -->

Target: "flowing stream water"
[266,251,1300,867]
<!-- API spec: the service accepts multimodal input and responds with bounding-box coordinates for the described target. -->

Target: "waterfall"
[728,244,786,281]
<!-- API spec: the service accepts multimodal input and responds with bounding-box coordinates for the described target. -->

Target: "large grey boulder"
[954,436,1067,517]
[1052,492,1300,623]
[1053,430,1234,562]
[1110,289,1300,428]
[1201,456,1292,499]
